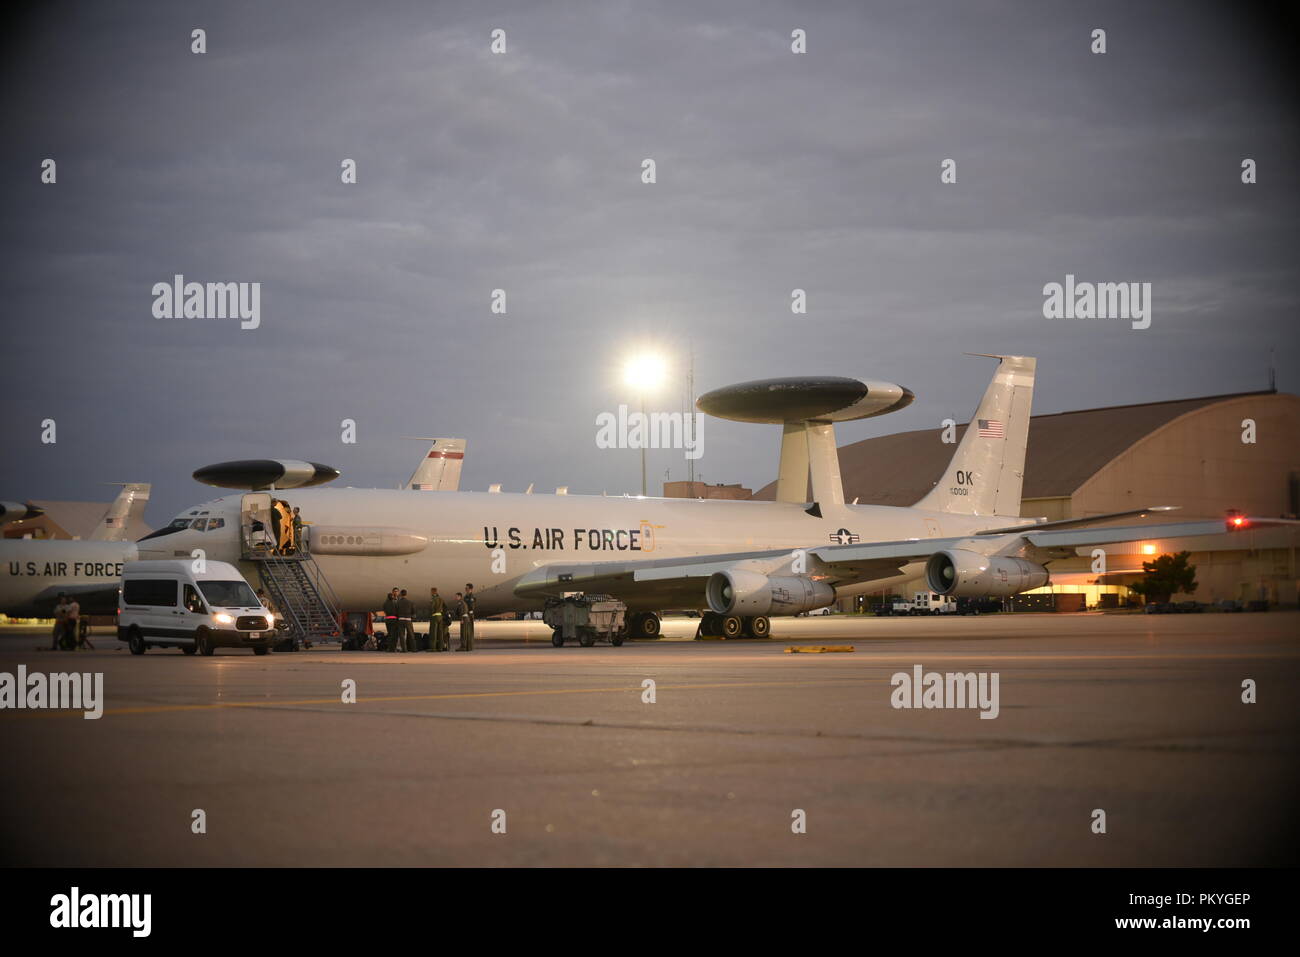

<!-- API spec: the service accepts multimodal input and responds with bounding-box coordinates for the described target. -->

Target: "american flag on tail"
[977,419,1004,438]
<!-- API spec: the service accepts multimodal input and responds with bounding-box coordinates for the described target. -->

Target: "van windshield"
[198,580,260,608]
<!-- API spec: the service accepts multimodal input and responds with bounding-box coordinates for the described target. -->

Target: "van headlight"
[213,613,234,624]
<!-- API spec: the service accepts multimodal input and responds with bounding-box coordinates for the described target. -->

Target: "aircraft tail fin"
[92,483,151,541]
[913,355,1035,517]
[403,438,467,491]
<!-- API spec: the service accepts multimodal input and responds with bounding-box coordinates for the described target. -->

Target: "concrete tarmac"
[1,612,1297,866]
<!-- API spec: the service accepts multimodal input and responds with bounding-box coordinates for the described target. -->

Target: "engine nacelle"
[706,569,835,617]
[925,549,1049,598]
[310,526,428,556]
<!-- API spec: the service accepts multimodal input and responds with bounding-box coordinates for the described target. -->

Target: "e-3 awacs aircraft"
[0,439,465,619]
[135,355,1263,642]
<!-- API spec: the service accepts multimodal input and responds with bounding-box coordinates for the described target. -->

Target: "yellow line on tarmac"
[4,678,859,720]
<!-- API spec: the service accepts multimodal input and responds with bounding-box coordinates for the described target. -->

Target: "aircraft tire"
[750,616,771,638]
[721,615,743,639]
[629,612,661,639]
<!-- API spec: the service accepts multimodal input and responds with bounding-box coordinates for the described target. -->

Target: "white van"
[118,560,275,656]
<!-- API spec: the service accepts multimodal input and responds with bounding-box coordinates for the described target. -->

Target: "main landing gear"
[695,612,771,640]
[625,612,662,640]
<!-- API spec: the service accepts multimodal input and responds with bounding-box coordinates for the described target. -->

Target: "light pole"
[623,353,668,497]
[639,392,647,496]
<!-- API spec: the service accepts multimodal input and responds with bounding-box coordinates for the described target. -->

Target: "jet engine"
[706,568,835,616]
[925,549,1049,597]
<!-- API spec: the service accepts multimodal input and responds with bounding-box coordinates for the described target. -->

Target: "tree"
[1129,551,1199,604]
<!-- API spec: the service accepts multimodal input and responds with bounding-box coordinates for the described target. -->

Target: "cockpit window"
[207,518,225,530]
[191,519,208,531]
[139,518,195,541]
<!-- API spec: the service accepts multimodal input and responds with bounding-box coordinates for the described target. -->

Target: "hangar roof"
[752,391,1279,506]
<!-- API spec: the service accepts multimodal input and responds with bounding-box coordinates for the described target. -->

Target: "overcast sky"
[2,0,1297,524]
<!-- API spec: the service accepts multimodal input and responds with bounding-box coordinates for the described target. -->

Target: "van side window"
[183,584,206,614]
[123,579,177,607]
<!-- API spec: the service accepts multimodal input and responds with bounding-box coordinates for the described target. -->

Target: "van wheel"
[127,627,147,655]
[252,646,269,656]
[181,644,197,656]
[196,629,215,656]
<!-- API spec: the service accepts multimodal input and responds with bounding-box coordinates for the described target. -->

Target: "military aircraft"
[137,355,1256,641]
[0,484,150,617]
[0,438,466,620]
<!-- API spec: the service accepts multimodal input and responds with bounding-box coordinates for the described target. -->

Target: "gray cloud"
[2,0,1297,521]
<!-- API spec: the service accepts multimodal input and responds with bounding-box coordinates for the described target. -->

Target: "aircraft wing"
[515,549,794,607]
[1018,519,1230,549]
[28,582,122,616]
[513,538,959,607]
[513,518,1267,608]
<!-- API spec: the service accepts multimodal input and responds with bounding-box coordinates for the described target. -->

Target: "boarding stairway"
[251,550,342,649]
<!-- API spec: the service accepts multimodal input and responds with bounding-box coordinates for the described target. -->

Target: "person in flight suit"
[428,587,447,652]
[291,507,305,554]
[382,588,401,652]
[451,593,464,649]
[396,589,415,651]
[51,594,70,651]
[460,583,476,651]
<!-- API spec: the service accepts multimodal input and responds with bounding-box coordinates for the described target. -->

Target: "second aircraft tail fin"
[404,438,467,491]
[92,483,151,541]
